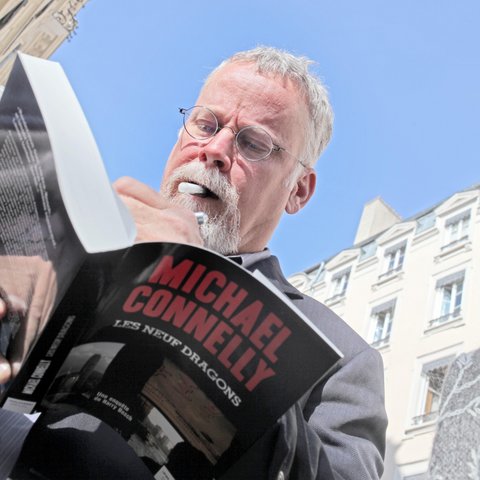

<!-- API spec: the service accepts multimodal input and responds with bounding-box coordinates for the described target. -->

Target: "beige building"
[289,184,480,480]
[0,0,89,84]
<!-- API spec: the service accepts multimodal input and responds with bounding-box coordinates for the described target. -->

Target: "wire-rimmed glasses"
[179,106,306,166]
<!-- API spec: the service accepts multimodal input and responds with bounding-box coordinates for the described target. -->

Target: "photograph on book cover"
[42,342,236,478]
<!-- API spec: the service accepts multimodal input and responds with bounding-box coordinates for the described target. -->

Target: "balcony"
[411,411,438,426]
[324,292,346,307]
[378,265,403,281]
[441,235,469,251]
[427,309,462,330]
[370,336,391,349]
[373,268,404,290]
[435,236,471,262]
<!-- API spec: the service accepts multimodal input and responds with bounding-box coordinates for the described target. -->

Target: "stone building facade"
[0,0,89,84]
[288,185,480,479]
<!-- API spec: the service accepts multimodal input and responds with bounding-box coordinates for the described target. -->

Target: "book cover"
[4,242,342,479]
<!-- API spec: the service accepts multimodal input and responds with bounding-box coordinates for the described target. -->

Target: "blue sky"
[52,0,480,275]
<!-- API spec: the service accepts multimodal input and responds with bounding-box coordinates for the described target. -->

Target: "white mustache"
[163,163,238,204]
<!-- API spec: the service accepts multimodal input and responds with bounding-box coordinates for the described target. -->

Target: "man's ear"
[285,168,316,214]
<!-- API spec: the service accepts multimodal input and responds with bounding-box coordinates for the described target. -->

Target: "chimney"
[354,197,401,245]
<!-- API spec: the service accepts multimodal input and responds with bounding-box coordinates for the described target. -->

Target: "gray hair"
[206,46,334,168]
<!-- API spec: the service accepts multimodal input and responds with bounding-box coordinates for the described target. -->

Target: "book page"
[20,53,136,253]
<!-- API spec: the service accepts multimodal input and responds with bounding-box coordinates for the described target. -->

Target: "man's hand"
[0,256,57,385]
[0,298,11,383]
[113,177,204,246]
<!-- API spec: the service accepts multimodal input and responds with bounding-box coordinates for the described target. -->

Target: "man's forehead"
[204,62,272,91]
[197,63,305,118]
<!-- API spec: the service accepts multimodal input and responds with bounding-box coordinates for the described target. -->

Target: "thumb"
[0,356,12,385]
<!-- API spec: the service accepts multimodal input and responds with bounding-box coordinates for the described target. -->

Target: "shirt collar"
[228,248,271,269]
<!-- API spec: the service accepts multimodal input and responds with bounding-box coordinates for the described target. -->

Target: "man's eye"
[197,122,216,134]
[192,120,216,135]
[238,134,270,155]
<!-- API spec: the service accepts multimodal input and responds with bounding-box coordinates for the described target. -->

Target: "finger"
[113,177,167,209]
[120,196,203,245]
[9,262,57,378]
[30,260,57,332]
[7,311,31,380]
[0,299,7,319]
[136,213,204,245]
[124,197,199,229]
[38,266,57,331]
[0,355,12,385]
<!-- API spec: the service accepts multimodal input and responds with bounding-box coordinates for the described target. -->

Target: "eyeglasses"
[179,106,306,166]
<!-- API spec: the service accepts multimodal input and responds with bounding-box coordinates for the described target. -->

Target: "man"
[1,46,387,479]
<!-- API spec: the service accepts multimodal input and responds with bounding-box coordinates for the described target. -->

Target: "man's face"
[161,62,314,254]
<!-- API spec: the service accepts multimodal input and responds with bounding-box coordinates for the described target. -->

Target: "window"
[415,211,436,234]
[369,299,395,348]
[443,210,470,249]
[358,240,377,261]
[332,269,349,296]
[379,241,406,279]
[302,264,326,294]
[326,267,350,302]
[429,271,464,328]
[412,358,451,426]
[308,264,326,286]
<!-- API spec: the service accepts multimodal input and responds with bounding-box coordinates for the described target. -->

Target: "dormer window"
[443,210,470,249]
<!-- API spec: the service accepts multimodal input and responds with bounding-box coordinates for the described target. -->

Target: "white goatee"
[161,163,241,255]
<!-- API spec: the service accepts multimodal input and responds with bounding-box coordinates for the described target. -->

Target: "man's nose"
[198,127,235,172]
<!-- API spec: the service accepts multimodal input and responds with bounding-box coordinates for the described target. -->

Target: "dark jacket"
[219,255,387,480]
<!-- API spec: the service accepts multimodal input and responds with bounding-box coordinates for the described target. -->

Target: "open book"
[0,54,342,480]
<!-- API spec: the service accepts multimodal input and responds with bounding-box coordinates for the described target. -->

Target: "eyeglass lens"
[182,106,274,161]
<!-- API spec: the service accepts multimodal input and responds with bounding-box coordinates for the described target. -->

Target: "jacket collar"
[228,250,304,300]
[246,254,304,301]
